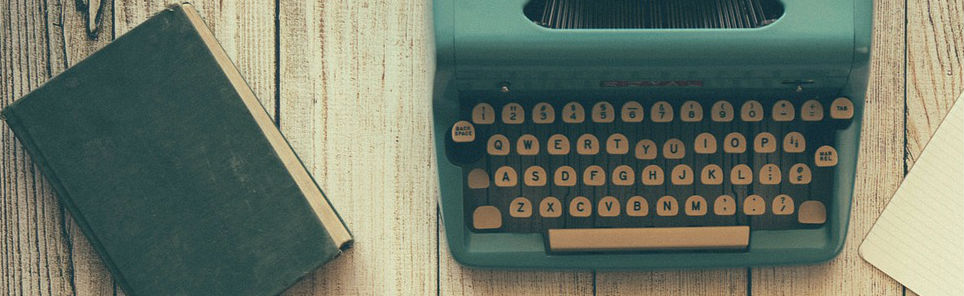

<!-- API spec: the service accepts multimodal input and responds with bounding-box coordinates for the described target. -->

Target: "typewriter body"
[432,0,873,268]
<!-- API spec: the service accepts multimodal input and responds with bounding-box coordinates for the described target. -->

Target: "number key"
[562,102,585,123]
[472,103,495,124]
[621,101,644,122]
[502,103,524,124]
[592,101,615,123]
[741,100,764,122]
[711,101,734,122]
[532,102,555,124]
[680,100,703,122]
[651,101,673,122]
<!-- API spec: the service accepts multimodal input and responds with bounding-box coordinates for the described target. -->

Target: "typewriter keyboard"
[447,97,854,251]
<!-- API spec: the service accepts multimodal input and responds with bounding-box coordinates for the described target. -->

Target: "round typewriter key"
[509,197,533,218]
[554,166,577,186]
[569,196,592,217]
[562,102,585,123]
[789,163,812,184]
[472,206,502,230]
[626,196,649,216]
[830,97,855,119]
[772,194,795,215]
[597,196,621,217]
[523,166,547,187]
[741,100,764,122]
[451,121,475,143]
[753,132,776,153]
[798,201,827,224]
[783,132,806,153]
[611,165,635,186]
[730,164,753,185]
[680,101,703,122]
[656,196,679,216]
[662,138,685,159]
[472,103,495,124]
[583,165,606,186]
[711,101,734,122]
[801,100,824,121]
[772,100,795,121]
[501,103,524,124]
[651,101,674,122]
[547,134,570,155]
[743,195,766,215]
[759,164,781,185]
[634,139,658,160]
[684,195,708,216]
[606,134,629,154]
[576,134,600,155]
[671,164,694,185]
[694,133,717,154]
[701,164,723,185]
[494,166,518,187]
[539,197,562,218]
[621,101,644,122]
[487,134,510,156]
[815,146,839,167]
[591,102,615,123]
[467,169,490,189]
[516,134,539,155]
[641,165,664,185]
[713,195,737,216]
[723,132,747,153]
[532,102,555,124]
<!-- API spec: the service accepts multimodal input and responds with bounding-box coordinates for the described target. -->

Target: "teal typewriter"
[432,0,873,268]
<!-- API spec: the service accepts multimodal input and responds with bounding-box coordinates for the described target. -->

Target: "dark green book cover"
[1,3,352,295]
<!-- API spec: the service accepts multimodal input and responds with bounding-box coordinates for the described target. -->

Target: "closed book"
[1,3,352,295]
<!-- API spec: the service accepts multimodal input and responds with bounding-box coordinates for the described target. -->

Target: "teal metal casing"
[433,0,873,269]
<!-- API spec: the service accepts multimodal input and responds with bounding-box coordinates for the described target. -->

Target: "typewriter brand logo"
[600,80,703,88]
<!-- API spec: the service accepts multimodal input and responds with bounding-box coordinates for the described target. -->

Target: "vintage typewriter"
[432,0,872,268]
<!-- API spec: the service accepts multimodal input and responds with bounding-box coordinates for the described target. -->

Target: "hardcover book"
[1,3,352,295]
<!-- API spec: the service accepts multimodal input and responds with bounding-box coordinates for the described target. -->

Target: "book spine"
[1,109,137,295]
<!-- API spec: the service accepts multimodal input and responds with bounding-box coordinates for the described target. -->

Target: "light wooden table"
[1,0,961,295]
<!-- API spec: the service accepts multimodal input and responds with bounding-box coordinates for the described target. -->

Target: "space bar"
[547,226,750,252]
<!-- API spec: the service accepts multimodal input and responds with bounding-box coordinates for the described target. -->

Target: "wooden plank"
[905,0,964,165]
[596,270,746,296]
[750,0,907,294]
[276,1,438,294]
[439,223,595,296]
[904,0,963,295]
[1,0,117,294]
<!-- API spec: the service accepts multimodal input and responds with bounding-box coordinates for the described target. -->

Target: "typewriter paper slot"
[524,0,785,29]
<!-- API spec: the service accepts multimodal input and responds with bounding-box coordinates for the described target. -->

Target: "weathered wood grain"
[595,269,745,296]
[438,222,594,296]
[750,0,907,294]
[903,1,963,296]
[277,0,438,294]
[1,0,118,294]
[2,0,961,295]
[905,0,963,165]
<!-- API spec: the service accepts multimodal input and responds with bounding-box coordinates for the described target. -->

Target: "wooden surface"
[1,0,961,295]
